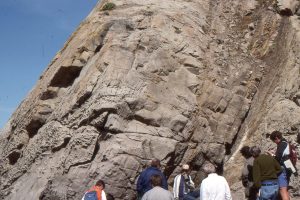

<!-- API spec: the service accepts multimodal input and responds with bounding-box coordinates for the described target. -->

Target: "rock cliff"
[1,0,300,199]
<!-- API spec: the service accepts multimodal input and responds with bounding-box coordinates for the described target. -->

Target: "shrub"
[101,2,116,11]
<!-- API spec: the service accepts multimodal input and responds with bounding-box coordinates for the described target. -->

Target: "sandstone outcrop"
[1,0,300,199]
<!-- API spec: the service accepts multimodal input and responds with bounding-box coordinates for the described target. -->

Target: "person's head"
[270,131,283,144]
[150,174,162,187]
[150,158,161,168]
[202,163,216,174]
[250,146,261,158]
[181,164,191,174]
[240,146,252,159]
[95,180,105,190]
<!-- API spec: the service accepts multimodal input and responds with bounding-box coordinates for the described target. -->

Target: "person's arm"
[137,172,145,194]
[173,175,180,198]
[200,180,206,200]
[188,175,195,189]
[252,160,261,188]
[161,173,168,190]
[275,141,287,163]
[273,158,282,174]
[241,163,249,187]
[102,191,107,200]
[224,178,232,200]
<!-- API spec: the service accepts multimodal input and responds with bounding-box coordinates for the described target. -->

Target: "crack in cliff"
[72,74,101,110]
[225,103,252,157]
[131,115,160,127]
[93,22,113,55]
[195,0,266,170]
[224,13,296,187]
[72,92,92,110]
[240,17,292,137]
[65,135,100,173]
[78,108,117,127]
[51,137,71,153]
[163,143,188,179]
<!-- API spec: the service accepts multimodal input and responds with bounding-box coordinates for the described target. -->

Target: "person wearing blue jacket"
[137,158,168,199]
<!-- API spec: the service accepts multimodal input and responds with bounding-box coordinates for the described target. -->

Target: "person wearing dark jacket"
[240,146,256,200]
[251,146,281,200]
[269,131,292,200]
[137,158,168,199]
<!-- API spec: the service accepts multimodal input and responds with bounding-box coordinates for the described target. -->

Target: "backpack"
[84,186,101,200]
[289,143,298,167]
[84,191,98,200]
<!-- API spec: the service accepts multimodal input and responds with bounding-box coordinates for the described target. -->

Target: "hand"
[257,188,261,197]
[266,150,275,156]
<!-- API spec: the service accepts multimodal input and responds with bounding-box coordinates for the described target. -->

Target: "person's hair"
[150,158,161,168]
[95,180,105,189]
[240,146,252,158]
[202,163,216,174]
[270,131,283,141]
[250,146,261,157]
[150,174,162,187]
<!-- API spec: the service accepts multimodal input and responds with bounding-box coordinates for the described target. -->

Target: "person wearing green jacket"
[251,146,282,200]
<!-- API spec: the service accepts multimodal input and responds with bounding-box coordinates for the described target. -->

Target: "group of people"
[136,159,232,200]
[241,131,297,200]
[82,131,297,200]
[83,158,232,200]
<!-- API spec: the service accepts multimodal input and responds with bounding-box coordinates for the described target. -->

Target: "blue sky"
[0,0,99,128]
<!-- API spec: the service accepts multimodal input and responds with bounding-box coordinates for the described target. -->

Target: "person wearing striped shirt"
[173,164,199,200]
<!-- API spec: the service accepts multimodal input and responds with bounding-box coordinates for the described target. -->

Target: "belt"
[261,181,278,186]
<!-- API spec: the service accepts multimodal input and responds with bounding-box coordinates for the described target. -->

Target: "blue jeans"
[183,190,200,200]
[257,180,278,200]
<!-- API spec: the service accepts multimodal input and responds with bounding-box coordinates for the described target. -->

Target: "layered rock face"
[1,0,300,199]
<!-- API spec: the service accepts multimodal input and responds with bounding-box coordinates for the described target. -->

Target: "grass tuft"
[101,2,116,11]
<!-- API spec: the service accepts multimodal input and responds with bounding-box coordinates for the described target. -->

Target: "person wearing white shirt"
[200,163,232,200]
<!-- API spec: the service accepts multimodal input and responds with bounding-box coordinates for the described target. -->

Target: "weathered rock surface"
[1,0,300,199]
[277,0,300,15]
